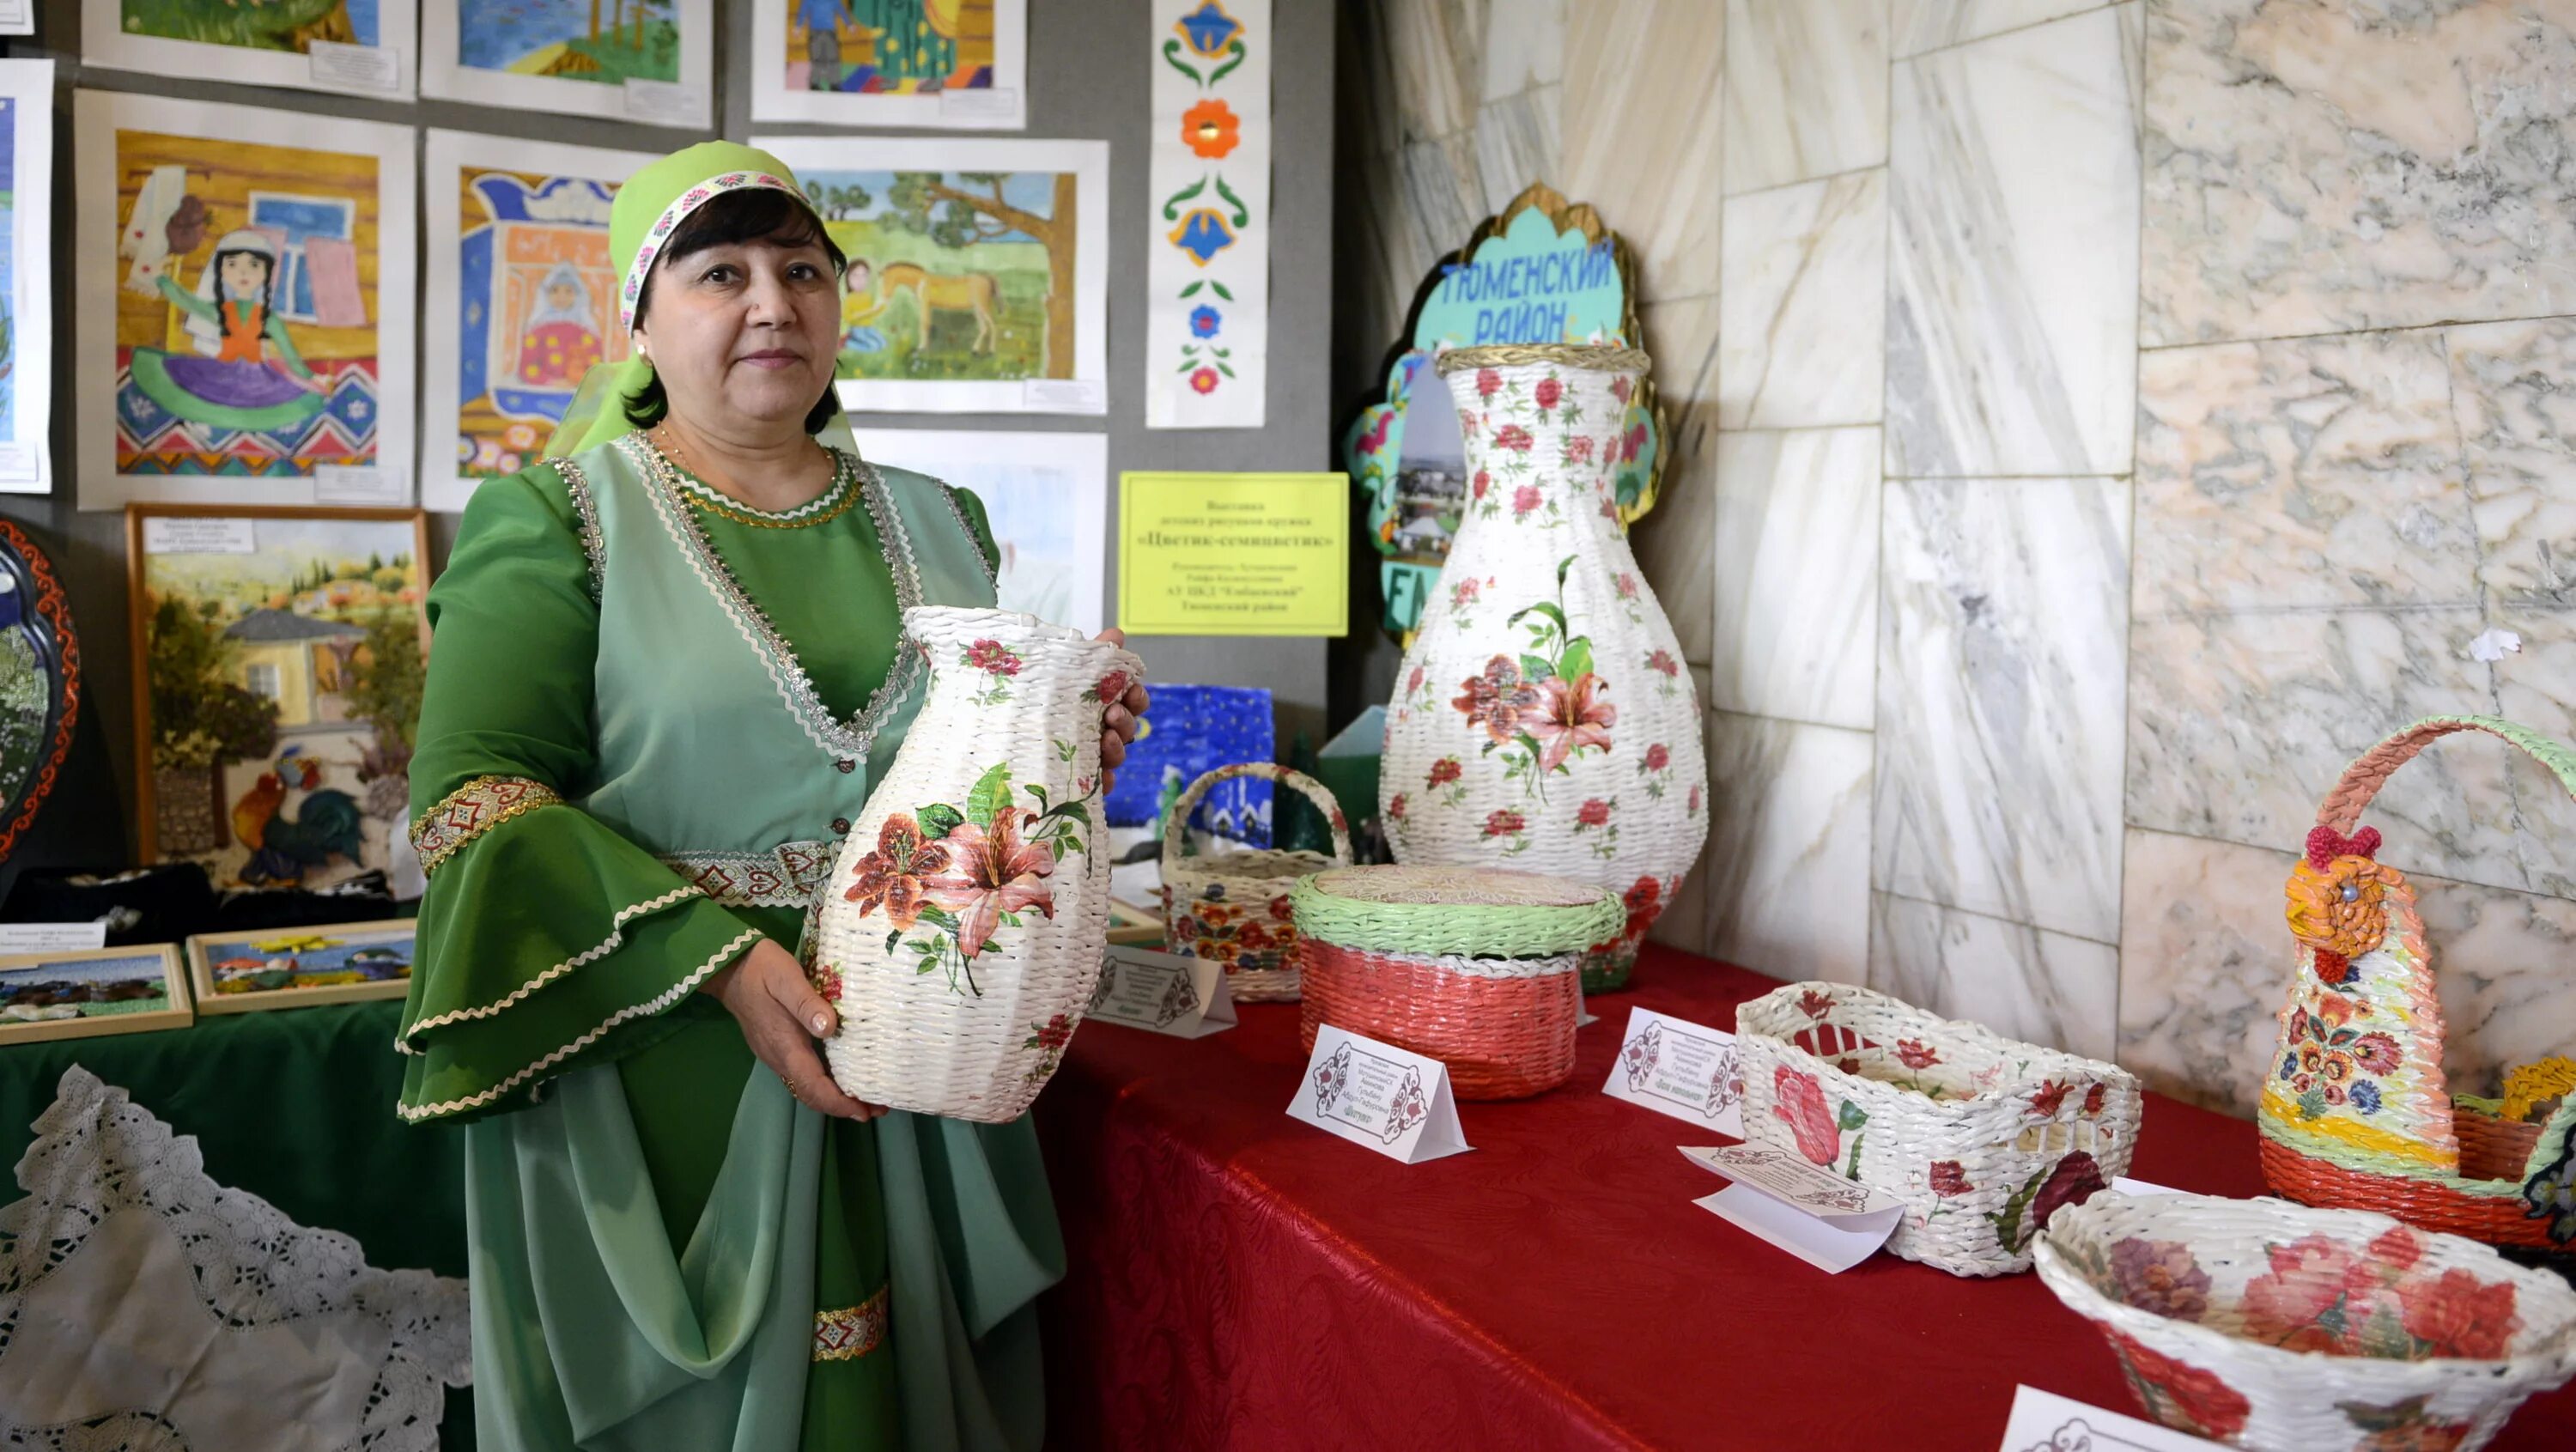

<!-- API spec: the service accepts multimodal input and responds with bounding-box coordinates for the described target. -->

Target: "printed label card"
[0,924,107,954]
[1087,945,1235,1038]
[1286,1024,1470,1164]
[1602,1006,1742,1135]
[1998,1386,2224,1452]
[1682,1145,1907,1274]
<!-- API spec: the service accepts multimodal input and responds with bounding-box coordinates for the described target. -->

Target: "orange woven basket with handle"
[2259,714,2576,1249]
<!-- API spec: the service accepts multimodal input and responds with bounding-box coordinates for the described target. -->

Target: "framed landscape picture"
[749,0,1026,130]
[421,130,656,512]
[74,91,418,510]
[420,0,714,128]
[0,943,192,1045]
[126,504,431,891]
[82,0,417,99]
[849,427,1106,633]
[750,136,1109,416]
[186,917,413,1012]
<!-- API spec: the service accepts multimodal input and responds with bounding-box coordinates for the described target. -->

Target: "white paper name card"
[625,79,711,129]
[0,923,107,954]
[1682,1145,1906,1273]
[1286,1025,1471,1164]
[142,518,257,556]
[1999,1385,2223,1452]
[1088,945,1236,1038]
[1602,1006,1743,1135]
[307,41,402,93]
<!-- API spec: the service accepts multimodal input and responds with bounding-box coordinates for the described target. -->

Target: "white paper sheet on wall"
[1145,0,1271,430]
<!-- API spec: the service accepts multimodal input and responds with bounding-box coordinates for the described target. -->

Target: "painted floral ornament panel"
[0,522,79,865]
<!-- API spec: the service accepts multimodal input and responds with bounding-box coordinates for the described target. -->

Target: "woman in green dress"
[395,142,1142,1451]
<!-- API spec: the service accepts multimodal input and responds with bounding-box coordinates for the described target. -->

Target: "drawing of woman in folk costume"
[512,262,605,390]
[127,229,328,434]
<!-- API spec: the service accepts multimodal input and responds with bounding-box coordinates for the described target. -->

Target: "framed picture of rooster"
[125,503,432,890]
[186,918,414,1013]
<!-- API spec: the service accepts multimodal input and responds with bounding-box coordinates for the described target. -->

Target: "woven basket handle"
[2317,714,2576,835]
[1160,762,1353,871]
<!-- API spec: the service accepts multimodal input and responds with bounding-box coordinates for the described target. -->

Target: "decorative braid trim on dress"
[410,775,562,877]
[393,885,703,1053]
[396,927,761,1122]
[553,456,607,603]
[812,1285,890,1362]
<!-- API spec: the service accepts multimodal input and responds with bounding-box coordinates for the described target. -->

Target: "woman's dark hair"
[622,188,849,435]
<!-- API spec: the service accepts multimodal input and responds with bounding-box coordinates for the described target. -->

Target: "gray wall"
[3,0,1334,866]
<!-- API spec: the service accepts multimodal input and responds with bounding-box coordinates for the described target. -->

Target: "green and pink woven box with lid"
[1291,866,1621,1101]
[2260,714,2576,1251]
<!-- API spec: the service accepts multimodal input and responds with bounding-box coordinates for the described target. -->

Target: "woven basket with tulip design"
[2033,1191,2576,1452]
[1736,981,2142,1277]
[1160,762,1352,1003]
[2261,715,2576,1251]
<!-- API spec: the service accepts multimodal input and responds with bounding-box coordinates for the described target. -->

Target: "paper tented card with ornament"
[1682,1144,1906,1274]
[1286,1025,1471,1164]
[1602,1006,1743,1134]
[1996,1385,2222,1452]
[1088,945,1236,1038]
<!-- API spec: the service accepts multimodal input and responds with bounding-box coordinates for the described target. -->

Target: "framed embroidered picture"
[125,504,432,891]
[73,91,419,510]
[0,943,192,1044]
[186,917,413,1012]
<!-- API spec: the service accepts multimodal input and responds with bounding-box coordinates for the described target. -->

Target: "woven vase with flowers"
[1379,344,1707,992]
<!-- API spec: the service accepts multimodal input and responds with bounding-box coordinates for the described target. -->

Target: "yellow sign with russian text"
[1118,472,1348,636]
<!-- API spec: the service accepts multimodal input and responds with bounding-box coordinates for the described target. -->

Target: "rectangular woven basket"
[1736,981,2142,1276]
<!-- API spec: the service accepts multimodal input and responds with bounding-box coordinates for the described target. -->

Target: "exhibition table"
[1031,944,2576,1451]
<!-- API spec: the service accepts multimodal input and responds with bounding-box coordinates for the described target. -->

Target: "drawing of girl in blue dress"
[127,229,329,434]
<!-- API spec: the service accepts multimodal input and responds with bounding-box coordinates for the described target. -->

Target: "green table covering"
[0,998,477,1445]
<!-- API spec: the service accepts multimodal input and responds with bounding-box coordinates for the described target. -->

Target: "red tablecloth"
[1031,945,2576,1450]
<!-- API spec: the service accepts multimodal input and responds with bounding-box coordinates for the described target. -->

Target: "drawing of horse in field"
[852,260,999,355]
[808,167,1076,386]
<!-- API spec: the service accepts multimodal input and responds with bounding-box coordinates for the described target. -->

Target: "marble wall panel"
[2124,607,2531,896]
[1876,477,2130,941]
[1870,893,2119,1061]
[1710,427,1880,730]
[1480,0,1565,100]
[1564,0,1727,301]
[2451,318,2576,611]
[1719,169,1887,430]
[1890,0,2104,58]
[1381,0,1490,148]
[1722,0,1889,194]
[1886,8,2139,477]
[1708,714,1874,984]
[1470,85,1564,216]
[2133,331,2480,616]
[2142,0,2576,346]
[2482,605,2576,900]
[2118,827,2576,1120]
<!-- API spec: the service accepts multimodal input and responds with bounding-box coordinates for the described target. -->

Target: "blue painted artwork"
[1103,684,1274,846]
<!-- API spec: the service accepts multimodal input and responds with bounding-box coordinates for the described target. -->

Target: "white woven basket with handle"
[1735,980,2142,1276]
[1160,762,1352,1003]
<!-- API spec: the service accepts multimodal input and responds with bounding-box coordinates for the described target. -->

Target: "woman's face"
[218,252,270,302]
[633,235,840,440]
[544,279,580,313]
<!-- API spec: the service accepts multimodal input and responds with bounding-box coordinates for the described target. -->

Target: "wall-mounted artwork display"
[75,93,418,512]
[751,136,1109,416]
[1145,0,1269,429]
[0,522,80,866]
[849,426,1106,633]
[81,0,416,99]
[421,130,653,513]
[1342,185,1667,640]
[0,64,54,495]
[0,943,191,1044]
[125,505,431,893]
[749,0,1025,130]
[420,0,714,128]
[186,916,412,1012]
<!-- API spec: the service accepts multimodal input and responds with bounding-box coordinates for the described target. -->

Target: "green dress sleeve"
[395,466,764,1126]
[946,484,1002,576]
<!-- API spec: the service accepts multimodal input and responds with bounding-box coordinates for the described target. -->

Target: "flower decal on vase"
[1378,346,1706,991]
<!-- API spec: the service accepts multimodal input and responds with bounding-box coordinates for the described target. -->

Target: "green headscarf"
[544,141,853,459]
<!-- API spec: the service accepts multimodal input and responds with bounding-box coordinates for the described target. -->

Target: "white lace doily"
[0,1068,470,1452]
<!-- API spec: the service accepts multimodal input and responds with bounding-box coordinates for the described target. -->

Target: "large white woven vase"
[1380,344,1708,989]
[815,606,1143,1122]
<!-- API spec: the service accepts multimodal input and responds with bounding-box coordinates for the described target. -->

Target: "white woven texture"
[1379,350,1707,975]
[2034,1192,2576,1451]
[0,1068,470,1452]
[1161,762,1351,1003]
[815,607,1141,1122]
[1736,981,2142,1277]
